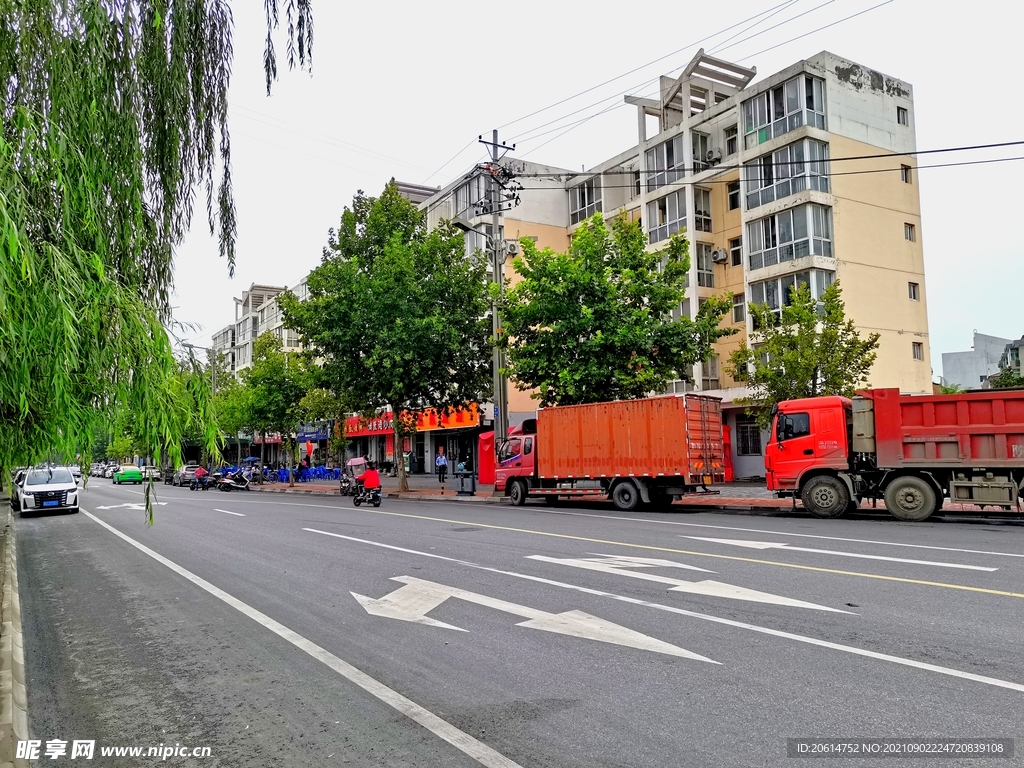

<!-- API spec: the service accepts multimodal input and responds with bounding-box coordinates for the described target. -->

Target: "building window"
[645,134,685,191]
[725,125,738,156]
[702,355,720,390]
[569,176,602,225]
[747,204,833,271]
[735,414,762,456]
[647,188,686,244]
[904,222,916,241]
[694,188,712,232]
[744,139,829,209]
[897,106,908,126]
[696,242,714,288]
[742,75,825,149]
[633,170,641,198]
[912,342,924,361]
[908,282,919,301]
[749,269,835,326]
[692,132,710,173]
[728,181,741,211]
[729,236,742,267]
[901,165,912,184]
[732,293,746,323]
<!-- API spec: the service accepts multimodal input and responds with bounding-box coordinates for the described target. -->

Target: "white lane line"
[682,537,999,572]
[303,529,1024,695]
[82,511,522,768]
[215,509,246,517]
[545,510,1024,559]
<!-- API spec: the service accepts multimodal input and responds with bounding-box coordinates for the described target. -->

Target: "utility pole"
[478,129,516,447]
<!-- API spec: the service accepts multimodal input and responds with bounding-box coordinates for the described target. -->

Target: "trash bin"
[454,469,476,496]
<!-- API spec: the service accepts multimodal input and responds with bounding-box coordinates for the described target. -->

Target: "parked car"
[13,467,80,514]
[113,465,144,485]
[172,465,201,487]
[142,466,161,481]
[103,465,116,478]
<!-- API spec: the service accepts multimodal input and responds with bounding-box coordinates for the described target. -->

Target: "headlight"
[67,491,77,501]
[22,493,33,502]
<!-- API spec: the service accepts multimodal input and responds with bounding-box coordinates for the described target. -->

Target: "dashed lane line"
[215,509,246,517]
[80,510,522,768]
[99,493,1024,599]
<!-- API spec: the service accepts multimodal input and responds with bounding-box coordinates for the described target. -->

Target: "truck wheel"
[884,476,936,521]
[509,480,527,507]
[611,481,639,511]
[800,476,849,519]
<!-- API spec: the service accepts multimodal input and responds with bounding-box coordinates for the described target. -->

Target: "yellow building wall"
[701,172,747,388]
[829,135,931,393]
[502,218,572,415]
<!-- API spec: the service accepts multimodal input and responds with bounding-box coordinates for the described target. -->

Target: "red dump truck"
[495,395,725,510]
[766,387,1024,521]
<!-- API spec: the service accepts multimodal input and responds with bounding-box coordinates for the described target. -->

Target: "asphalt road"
[14,481,1024,767]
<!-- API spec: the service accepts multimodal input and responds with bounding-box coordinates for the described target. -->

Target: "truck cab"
[494,421,537,493]
[765,396,852,499]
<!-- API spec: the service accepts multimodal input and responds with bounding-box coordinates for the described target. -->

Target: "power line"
[512,0,896,157]
[511,153,1024,190]
[496,0,797,133]
[423,139,477,184]
[711,0,838,56]
[512,140,1024,178]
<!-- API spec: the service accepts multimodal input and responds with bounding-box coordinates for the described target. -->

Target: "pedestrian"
[435,445,448,488]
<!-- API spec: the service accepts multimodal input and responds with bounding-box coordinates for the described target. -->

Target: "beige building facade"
[422,49,932,478]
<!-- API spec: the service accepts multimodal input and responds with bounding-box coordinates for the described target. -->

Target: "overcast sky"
[172,0,1023,377]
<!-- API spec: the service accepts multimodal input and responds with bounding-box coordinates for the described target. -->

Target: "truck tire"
[611,481,640,511]
[800,475,849,519]
[509,480,527,507]
[884,475,936,521]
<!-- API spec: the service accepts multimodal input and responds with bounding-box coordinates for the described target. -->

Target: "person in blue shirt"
[435,446,448,485]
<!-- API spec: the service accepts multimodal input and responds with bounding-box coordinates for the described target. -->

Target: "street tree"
[297,387,349,464]
[212,377,254,466]
[500,214,733,407]
[0,2,310,513]
[243,333,313,486]
[280,182,493,492]
[727,281,880,427]
[988,367,1024,389]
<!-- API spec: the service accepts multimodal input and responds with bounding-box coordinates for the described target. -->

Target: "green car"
[113,465,143,485]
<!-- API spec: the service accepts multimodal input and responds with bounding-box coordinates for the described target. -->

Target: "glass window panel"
[786,79,800,113]
[667,193,678,222]
[778,210,793,244]
[772,86,785,120]
[751,282,765,304]
[744,101,754,133]
[793,205,808,240]
[781,274,795,304]
[764,281,779,309]
[805,76,815,111]
[747,221,762,253]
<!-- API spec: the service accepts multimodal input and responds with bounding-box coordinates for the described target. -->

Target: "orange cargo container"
[495,394,726,510]
[537,395,725,483]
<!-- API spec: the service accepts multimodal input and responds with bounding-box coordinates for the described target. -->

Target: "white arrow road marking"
[684,537,998,572]
[306,530,1024,695]
[83,512,523,768]
[526,555,848,613]
[352,576,716,663]
[215,509,246,517]
[93,502,168,510]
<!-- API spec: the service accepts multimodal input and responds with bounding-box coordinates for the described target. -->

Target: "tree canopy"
[280,181,493,491]
[499,214,733,407]
[0,2,311,513]
[727,281,880,427]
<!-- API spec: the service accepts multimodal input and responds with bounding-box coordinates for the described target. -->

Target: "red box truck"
[765,387,1024,521]
[495,394,725,510]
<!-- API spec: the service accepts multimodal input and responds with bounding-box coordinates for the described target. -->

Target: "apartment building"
[421,49,932,478]
[941,332,1012,390]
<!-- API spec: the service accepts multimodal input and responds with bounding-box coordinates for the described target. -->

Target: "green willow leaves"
[0,2,311,519]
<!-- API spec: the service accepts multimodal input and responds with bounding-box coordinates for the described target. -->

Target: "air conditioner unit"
[711,248,729,263]
[506,240,520,256]
[706,147,723,165]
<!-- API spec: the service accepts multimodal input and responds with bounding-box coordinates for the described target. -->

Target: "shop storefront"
[296,422,332,465]
[345,405,482,475]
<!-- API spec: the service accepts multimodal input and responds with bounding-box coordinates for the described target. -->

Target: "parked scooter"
[339,473,355,496]
[352,483,381,507]
[217,471,250,492]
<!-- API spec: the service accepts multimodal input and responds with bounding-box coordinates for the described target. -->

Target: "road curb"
[0,508,29,768]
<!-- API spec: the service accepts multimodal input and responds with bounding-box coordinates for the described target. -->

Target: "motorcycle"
[189,475,214,491]
[352,482,381,507]
[339,473,355,496]
[217,471,250,492]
